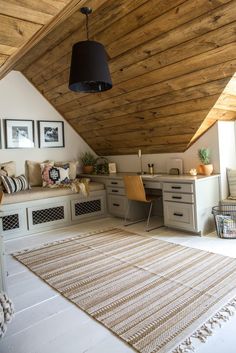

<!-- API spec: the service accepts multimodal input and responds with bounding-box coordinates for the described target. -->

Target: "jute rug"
[13,228,236,353]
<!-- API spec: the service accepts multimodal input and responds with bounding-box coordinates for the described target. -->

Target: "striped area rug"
[14,228,236,353]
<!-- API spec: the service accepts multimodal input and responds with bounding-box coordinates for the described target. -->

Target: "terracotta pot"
[83,165,94,174]
[197,165,204,174]
[201,164,213,176]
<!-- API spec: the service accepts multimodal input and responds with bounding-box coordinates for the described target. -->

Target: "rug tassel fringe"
[173,298,236,353]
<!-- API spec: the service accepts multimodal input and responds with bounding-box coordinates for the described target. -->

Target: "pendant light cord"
[86,13,89,40]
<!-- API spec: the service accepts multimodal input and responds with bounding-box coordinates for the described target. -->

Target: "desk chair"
[123,175,163,232]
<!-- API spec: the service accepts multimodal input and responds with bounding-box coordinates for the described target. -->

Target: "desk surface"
[81,172,220,183]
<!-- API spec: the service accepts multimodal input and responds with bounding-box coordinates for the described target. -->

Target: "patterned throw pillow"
[54,161,78,180]
[41,164,70,187]
[1,175,30,194]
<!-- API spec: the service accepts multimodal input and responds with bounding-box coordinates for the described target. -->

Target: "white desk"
[85,173,220,235]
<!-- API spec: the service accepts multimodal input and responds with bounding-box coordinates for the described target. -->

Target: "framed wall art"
[5,119,35,149]
[38,120,65,148]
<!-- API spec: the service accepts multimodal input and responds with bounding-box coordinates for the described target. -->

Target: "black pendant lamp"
[68,7,112,93]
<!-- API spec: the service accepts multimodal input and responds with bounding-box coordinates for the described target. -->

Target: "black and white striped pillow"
[1,175,30,194]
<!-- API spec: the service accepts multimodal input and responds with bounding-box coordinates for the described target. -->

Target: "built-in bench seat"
[0,182,106,239]
[220,198,236,205]
[1,182,104,205]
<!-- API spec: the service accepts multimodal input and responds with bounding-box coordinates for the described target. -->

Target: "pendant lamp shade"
[69,40,112,93]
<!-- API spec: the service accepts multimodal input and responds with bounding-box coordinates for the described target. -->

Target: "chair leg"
[146,199,164,232]
[124,199,145,227]
[124,199,130,224]
[146,202,153,229]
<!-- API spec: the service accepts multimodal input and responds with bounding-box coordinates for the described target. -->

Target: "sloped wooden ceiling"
[0,0,76,76]
[1,0,236,154]
[190,73,236,143]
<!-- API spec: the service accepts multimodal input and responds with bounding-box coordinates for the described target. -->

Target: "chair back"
[123,175,147,202]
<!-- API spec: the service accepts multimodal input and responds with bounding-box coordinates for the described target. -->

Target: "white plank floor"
[1,216,236,353]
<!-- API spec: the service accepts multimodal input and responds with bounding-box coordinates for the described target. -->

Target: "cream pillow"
[0,161,16,177]
[26,160,54,186]
[26,160,42,187]
[55,161,78,180]
[0,161,16,190]
[227,168,236,198]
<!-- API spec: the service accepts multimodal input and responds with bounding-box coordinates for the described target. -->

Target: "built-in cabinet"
[87,174,220,235]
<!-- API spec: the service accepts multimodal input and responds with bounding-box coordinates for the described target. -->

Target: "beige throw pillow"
[26,160,55,187]
[0,161,16,177]
[26,160,42,187]
[227,168,236,198]
[55,161,78,180]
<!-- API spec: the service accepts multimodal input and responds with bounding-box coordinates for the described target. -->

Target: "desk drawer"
[108,195,127,217]
[106,179,124,188]
[164,201,195,231]
[163,182,193,193]
[164,192,194,203]
[107,186,125,196]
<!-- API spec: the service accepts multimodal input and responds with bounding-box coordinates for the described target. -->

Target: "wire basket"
[212,205,236,239]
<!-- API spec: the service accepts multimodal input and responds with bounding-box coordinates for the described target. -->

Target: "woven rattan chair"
[123,175,163,232]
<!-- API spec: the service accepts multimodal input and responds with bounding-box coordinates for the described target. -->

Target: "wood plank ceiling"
[0,0,74,75]
[1,0,236,155]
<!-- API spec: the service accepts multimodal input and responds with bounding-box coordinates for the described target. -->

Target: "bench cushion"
[220,198,236,206]
[1,182,104,205]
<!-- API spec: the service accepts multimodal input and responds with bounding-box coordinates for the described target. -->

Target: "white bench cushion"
[220,198,236,206]
[1,182,104,205]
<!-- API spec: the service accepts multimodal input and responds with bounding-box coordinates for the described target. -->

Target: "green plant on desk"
[94,157,109,175]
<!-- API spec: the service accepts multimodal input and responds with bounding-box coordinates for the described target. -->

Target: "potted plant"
[198,148,213,175]
[81,152,96,174]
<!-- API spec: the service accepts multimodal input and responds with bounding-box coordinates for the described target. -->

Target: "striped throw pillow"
[1,175,30,194]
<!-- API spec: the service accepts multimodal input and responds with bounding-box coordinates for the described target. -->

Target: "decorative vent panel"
[2,214,19,231]
[75,199,101,216]
[32,206,64,225]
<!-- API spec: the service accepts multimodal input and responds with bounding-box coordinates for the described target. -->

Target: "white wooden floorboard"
[0,307,91,353]
[5,254,27,277]
[4,296,70,338]
[1,217,236,353]
[35,318,113,353]
[85,334,134,353]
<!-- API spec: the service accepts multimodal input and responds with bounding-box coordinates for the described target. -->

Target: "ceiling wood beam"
[0,0,87,79]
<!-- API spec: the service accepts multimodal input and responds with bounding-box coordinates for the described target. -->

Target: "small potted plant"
[81,152,96,174]
[198,148,213,175]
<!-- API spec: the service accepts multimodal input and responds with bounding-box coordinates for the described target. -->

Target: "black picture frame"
[38,120,65,148]
[4,119,35,149]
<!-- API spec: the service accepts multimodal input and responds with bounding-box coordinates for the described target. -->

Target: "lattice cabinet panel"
[75,199,101,216]
[0,209,27,238]
[2,214,19,231]
[32,206,64,225]
[72,196,105,220]
[28,201,70,231]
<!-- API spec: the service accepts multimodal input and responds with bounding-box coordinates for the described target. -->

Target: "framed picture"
[5,119,34,148]
[38,120,64,148]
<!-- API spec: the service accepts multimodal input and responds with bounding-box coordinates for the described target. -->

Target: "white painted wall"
[0,71,94,175]
[217,121,236,199]
[106,123,220,174]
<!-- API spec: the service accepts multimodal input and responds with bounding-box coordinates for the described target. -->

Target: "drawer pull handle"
[112,189,118,193]
[171,186,181,189]
[172,196,182,199]
[113,203,120,207]
[173,212,183,217]
[111,182,118,185]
